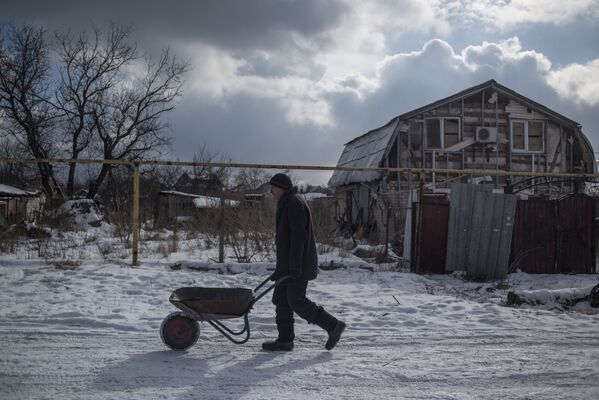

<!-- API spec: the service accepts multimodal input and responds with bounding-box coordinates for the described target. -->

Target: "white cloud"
[184,34,599,134]
[183,43,338,127]
[447,0,599,30]
[317,0,452,79]
[462,37,552,73]
[547,59,599,106]
[180,1,456,129]
[323,36,599,141]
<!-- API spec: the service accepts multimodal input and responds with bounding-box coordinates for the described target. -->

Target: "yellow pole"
[1,157,598,179]
[132,162,140,266]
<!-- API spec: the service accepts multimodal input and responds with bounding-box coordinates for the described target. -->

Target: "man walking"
[263,173,345,351]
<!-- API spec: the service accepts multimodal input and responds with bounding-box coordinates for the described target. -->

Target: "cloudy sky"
[2,0,599,184]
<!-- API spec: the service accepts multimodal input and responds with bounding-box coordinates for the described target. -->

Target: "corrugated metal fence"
[445,184,517,280]
[446,184,492,273]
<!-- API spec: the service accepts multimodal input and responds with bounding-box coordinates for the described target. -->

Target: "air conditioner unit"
[476,126,497,143]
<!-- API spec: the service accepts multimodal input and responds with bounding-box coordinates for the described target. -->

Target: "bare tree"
[54,24,137,197]
[0,24,62,197]
[190,144,230,187]
[233,167,269,192]
[0,137,30,187]
[86,49,189,198]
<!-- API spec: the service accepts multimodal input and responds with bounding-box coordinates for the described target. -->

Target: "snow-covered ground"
[1,250,598,399]
[1,203,598,399]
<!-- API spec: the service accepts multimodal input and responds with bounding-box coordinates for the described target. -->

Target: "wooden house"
[328,80,596,252]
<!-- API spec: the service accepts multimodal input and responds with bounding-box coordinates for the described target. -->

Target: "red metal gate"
[412,197,449,274]
[557,194,594,273]
[510,199,556,273]
[510,194,594,274]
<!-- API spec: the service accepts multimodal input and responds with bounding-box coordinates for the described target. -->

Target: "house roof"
[159,190,204,198]
[0,184,30,197]
[159,190,239,208]
[397,80,583,127]
[328,119,398,187]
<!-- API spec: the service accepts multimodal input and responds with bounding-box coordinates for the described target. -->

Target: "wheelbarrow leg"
[206,313,251,344]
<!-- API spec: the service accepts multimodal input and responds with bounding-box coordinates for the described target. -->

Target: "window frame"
[424,117,461,150]
[510,119,545,153]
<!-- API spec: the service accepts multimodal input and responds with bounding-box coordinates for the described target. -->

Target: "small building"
[0,184,45,227]
[156,190,239,224]
[173,173,223,195]
[328,79,596,254]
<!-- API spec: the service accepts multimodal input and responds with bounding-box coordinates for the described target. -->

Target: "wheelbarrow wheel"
[160,312,200,350]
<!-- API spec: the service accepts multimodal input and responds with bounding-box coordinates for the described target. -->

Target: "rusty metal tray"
[170,287,254,317]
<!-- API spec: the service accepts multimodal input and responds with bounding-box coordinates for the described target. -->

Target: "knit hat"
[269,173,292,190]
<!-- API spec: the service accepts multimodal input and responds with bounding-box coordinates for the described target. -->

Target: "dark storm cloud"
[1,0,348,51]
[167,92,339,166]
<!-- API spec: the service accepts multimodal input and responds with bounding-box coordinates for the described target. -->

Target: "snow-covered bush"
[52,199,106,230]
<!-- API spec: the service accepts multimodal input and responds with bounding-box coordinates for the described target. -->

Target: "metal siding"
[484,194,503,278]
[557,194,594,274]
[461,190,516,280]
[329,122,398,187]
[495,194,518,279]
[466,192,485,277]
[510,199,556,274]
[359,185,369,224]
[446,183,492,272]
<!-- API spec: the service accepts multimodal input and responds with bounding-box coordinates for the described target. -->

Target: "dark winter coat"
[272,186,318,282]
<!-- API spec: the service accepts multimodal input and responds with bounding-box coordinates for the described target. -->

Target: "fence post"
[219,194,225,263]
[414,172,425,273]
[132,162,140,266]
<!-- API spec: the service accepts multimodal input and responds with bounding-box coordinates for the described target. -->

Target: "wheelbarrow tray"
[170,287,254,319]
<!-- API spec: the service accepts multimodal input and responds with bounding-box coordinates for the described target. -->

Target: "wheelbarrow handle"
[251,274,291,306]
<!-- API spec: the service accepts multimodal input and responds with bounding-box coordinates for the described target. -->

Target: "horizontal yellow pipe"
[1,157,597,179]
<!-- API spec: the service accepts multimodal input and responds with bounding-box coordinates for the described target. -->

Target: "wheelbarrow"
[160,273,289,350]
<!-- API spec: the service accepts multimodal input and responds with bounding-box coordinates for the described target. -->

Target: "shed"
[0,184,45,227]
[156,190,239,224]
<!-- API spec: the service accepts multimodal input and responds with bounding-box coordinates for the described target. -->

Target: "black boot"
[315,308,346,350]
[262,339,294,351]
[325,320,346,350]
[262,323,294,351]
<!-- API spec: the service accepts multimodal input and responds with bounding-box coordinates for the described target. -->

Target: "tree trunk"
[87,163,112,199]
[67,163,77,198]
[27,134,62,198]
[36,161,55,197]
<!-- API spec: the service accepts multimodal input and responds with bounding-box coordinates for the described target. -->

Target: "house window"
[444,119,459,148]
[425,118,460,150]
[511,120,544,152]
[426,119,441,149]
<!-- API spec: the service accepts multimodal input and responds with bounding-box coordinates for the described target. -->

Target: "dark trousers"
[272,281,322,341]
